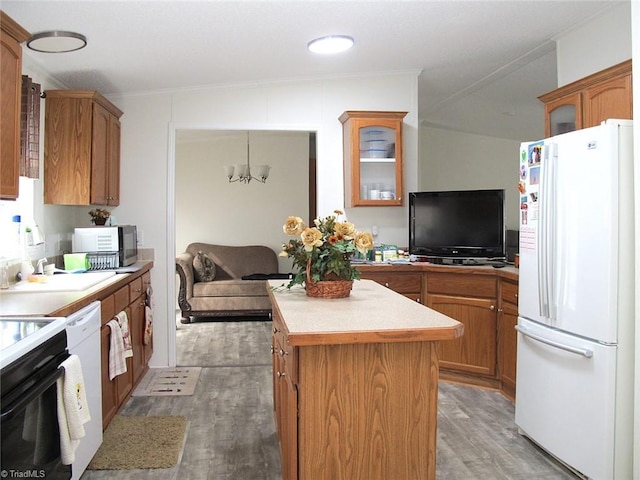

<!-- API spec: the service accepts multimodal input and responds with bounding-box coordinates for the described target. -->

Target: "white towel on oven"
[116,310,133,358]
[107,319,128,380]
[57,354,91,464]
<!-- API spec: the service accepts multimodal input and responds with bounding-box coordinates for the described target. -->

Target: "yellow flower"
[301,227,323,252]
[354,231,375,255]
[283,216,306,236]
[334,221,356,239]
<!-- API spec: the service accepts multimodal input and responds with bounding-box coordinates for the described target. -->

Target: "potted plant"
[280,210,374,298]
[89,208,111,225]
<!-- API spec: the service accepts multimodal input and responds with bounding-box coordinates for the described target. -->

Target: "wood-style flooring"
[81,316,578,480]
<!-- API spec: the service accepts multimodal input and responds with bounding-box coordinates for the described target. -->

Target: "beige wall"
[419,127,520,231]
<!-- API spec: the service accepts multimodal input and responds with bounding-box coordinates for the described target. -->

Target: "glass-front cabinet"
[340,111,407,207]
[544,93,581,137]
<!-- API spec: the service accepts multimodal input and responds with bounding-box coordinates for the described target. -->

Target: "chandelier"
[224,132,271,184]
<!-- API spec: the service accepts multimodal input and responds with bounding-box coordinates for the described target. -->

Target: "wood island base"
[268,279,463,480]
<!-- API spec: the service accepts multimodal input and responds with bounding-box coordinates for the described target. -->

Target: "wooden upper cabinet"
[539,60,632,138]
[340,110,407,207]
[0,12,29,200]
[44,90,123,205]
[583,73,632,129]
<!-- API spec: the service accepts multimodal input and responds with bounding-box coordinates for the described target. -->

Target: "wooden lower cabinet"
[272,322,298,480]
[358,265,519,397]
[426,272,497,385]
[498,279,518,401]
[100,296,118,428]
[99,271,152,429]
[428,293,497,378]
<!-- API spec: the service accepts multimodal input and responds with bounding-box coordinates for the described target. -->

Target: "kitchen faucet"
[35,257,48,275]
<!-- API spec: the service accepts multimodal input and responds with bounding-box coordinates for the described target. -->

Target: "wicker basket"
[305,260,353,298]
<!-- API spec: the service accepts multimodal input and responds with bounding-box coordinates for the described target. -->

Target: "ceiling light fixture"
[224,132,271,184]
[27,31,87,53]
[307,35,354,55]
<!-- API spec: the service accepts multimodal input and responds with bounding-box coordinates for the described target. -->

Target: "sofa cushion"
[193,251,216,282]
[193,279,268,298]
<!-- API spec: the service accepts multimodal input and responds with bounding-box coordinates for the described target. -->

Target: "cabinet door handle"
[277,371,286,378]
[490,304,495,311]
[384,282,390,288]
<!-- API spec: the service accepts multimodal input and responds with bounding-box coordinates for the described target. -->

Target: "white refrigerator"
[515,119,634,480]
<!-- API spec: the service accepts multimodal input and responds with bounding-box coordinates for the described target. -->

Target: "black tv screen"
[409,189,505,260]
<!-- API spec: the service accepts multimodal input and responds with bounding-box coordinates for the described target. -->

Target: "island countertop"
[267,278,463,346]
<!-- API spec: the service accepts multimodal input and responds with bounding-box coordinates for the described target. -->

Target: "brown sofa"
[175,243,284,323]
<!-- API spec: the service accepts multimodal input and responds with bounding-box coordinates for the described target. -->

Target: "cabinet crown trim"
[0,12,30,42]
[339,110,408,123]
[44,89,124,118]
[538,59,632,103]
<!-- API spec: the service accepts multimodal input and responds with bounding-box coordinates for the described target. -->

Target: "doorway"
[171,128,317,365]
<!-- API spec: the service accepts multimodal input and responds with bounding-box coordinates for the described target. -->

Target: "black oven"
[1,320,71,479]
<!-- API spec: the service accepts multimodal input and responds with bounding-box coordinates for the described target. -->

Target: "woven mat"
[132,367,201,396]
[87,415,188,470]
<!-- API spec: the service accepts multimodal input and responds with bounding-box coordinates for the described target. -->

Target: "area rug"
[87,415,188,470]
[132,367,201,396]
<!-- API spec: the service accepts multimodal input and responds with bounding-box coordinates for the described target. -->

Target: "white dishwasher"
[66,301,103,480]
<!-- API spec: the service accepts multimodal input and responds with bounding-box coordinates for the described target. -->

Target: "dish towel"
[116,310,133,358]
[57,355,91,465]
[107,319,127,380]
[144,285,154,346]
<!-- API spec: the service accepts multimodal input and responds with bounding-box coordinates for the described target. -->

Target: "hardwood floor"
[81,316,578,480]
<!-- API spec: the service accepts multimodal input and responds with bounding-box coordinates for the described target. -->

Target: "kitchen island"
[267,279,463,480]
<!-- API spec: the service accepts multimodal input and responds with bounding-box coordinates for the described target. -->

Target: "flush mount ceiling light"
[27,31,87,53]
[307,35,354,54]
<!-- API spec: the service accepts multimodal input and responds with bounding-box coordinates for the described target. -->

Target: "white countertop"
[268,279,463,346]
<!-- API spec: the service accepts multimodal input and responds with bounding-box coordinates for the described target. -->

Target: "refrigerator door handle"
[537,144,551,318]
[538,143,558,320]
[515,325,593,358]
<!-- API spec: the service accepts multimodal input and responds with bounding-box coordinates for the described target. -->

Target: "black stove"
[1,317,71,479]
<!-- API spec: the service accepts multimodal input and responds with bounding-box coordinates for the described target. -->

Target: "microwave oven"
[72,225,137,268]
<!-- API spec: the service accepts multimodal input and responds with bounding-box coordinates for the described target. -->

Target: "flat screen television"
[409,189,506,262]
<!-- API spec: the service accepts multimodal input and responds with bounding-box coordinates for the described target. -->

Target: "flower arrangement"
[89,208,111,225]
[280,210,374,290]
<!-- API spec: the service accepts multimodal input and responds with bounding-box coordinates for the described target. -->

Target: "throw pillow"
[193,251,216,282]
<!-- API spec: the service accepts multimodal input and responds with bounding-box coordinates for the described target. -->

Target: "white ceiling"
[2,0,621,141]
